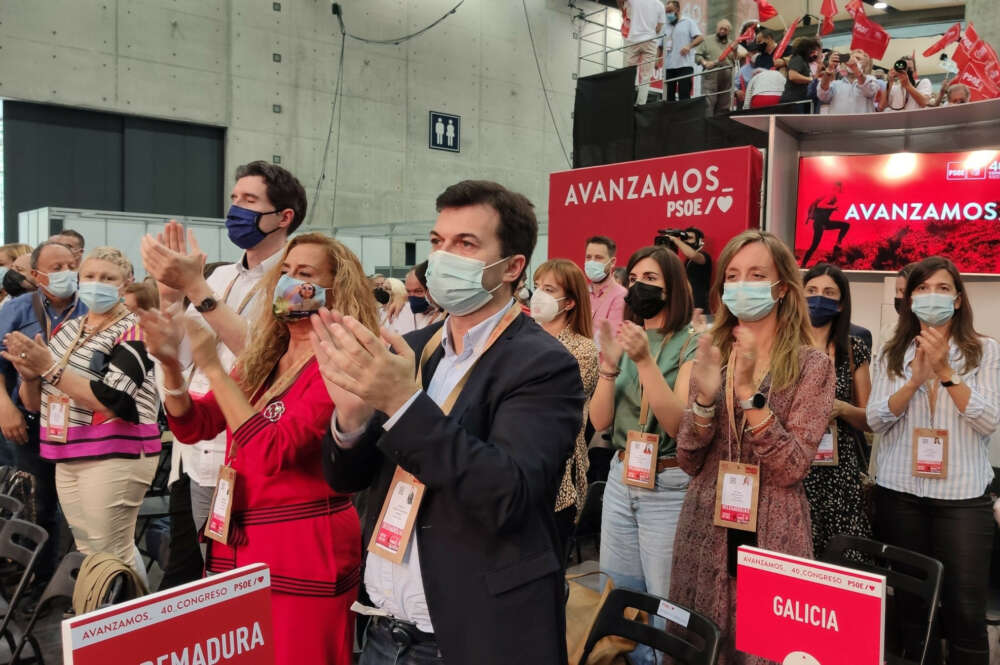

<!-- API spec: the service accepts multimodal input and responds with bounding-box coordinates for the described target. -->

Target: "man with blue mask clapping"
[315,180,584,665]
[0,240,86,599]
[140,161,306,587]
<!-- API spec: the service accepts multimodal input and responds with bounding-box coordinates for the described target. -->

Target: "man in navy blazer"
[313,180,584,665]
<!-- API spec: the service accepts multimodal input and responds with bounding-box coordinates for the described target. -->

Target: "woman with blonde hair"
[531,258,598,549]
[378,276,407,326]
[0,243,34,307]
[3,247,160,583]
[670,231,835,664]
[142,233,377,665]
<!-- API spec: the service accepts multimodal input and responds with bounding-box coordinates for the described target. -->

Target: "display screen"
[795,151,1000,273]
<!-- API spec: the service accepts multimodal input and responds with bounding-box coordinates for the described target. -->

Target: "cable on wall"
[522,0,572,168]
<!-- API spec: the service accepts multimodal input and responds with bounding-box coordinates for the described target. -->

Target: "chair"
[8,550,86,664]
[565,481,605,566]
[577,588,721,665]
[0,519,49,655]
[822,534,943,665]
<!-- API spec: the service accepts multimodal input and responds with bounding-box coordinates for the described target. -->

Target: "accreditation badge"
[713,461,760,532]
[623,431,659,489]
[204,465,237,545]
[46,394,71,443]
[368,466,426,564]
[912,427,948,479]
[812,422,838,466]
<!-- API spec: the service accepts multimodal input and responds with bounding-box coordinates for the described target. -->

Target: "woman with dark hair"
[780,37,823,110]
[893,262,918,315]
[671,231,834,664]
[802,263,872,557]
[590,246,698,665]
[531,259,597,550]
[868,256,997,665]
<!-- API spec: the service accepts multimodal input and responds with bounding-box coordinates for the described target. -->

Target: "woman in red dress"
[142,233,378,665]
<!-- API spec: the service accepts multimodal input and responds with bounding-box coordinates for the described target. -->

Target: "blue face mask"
[225,204,281,250]
[0,267,9,290]
[721,281,779,322]
[807,295,840,327]
[78,281,122,314]
[39,270,78,299]
[272,273,327,321]
[408,295,430,314]
[666,12,678,24]
[426,251,508,316]
[910,293,956,327]
[584,260,610,282]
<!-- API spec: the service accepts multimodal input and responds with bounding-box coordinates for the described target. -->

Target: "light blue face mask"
[584,260,610,282]
[910,293,956,327]
[78,281,121,314]
[426,251,508,316]
[39,270,78,299]
[0,267,9,288]
[721,281,779,322]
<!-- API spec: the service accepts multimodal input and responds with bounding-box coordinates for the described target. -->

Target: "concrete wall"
[0,0,588,261]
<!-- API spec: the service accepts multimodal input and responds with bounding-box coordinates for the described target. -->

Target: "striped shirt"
[41,312,161,462]
[867,337,999,500]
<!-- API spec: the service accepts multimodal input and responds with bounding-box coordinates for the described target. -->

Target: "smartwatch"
[194,296,218,314]
[738,392,767,410]
[940,373,962,388]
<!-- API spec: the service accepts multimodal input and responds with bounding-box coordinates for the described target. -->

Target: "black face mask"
[625,282,667,320]
[3,270,35,297]
[746,41,762,53]
[894,297,904,315]
[373,287,390,305]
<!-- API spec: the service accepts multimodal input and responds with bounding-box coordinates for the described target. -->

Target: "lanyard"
[415,303,521,416]
[226,353,314,461]
[221,272,259,317]
[724,350,772,462]
[56,306,131,373]
[638,333,673,434]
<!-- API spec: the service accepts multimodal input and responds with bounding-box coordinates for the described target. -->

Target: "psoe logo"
[988,161,1000,179]
[946,162,967,180]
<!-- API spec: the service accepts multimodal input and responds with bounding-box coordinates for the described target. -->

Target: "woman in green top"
[590,246,698,665]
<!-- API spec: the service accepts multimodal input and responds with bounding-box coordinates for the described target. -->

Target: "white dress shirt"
[661,17,701,70]
[168,250,283,487]
[816,75,880,114]
[867,337,999,500]
[333,302,513,632]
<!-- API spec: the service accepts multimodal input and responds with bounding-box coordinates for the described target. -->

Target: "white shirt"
[884,77,933,112]
[661,16,701,70]
[387,302,445,337]
[333,302,513,633]
[168,250,282,487]
[816,75,880,114]
[867,337,999,500]
[624,0,665,45]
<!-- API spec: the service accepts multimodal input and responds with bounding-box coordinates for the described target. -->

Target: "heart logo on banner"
[257,576,265,584]
[868,584,875,591]
[717,195,733,213]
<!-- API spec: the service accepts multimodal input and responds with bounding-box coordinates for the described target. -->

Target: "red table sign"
[548,146,763,272]
[736,546,885,665]
[62,563,275,665]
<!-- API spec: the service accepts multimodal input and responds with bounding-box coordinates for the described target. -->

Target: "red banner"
[923,22,962,57]
[795,151,1000,273]
[820,0,837,36]
[736,547,886,665]
[953,23,979,69]
[755,0,778,22]
[63,564,275,665]
[774,17,802,65]
[954,61,1000,101]
[548,147,763,269]
[851,18,890,59]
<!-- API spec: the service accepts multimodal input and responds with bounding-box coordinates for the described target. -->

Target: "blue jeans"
[600,454,689,665]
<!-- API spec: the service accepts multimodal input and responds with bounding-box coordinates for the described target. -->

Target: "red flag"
[846,0,890,60]
[844,0,864,19]
[820,0,837,36]
[968,39,1000,88]
[954,61,1000,101]
[954,23,979,69]
[717,23,757,63]
[774,17,803,62]
[755,0,778,22]
[922,22,962,57]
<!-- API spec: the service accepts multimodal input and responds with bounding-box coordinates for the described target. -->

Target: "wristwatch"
[738,392,767,410]
[194,296,218,313]
[940,373,962,388]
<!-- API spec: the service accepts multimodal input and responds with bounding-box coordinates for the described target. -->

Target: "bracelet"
[41,361,60,379]
[47,367,65,387]
[693,419,712,429]
[160,373,191,398]
[598,369,621,380]
[746,411,775,435]
[691,401,716,419]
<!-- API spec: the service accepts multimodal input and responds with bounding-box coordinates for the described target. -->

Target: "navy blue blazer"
[323,312,584,665]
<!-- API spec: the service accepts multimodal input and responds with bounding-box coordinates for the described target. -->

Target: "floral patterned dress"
[802,336,873,558]
[555,328,599,513]
[670,346,835,665]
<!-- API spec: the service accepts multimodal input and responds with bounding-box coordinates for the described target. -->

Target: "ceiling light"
[963,150,998,171]
[873,2,888,8]
[884,152,917,180]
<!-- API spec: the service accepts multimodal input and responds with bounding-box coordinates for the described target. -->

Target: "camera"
[893,58,909,72]
[654,229,686,246]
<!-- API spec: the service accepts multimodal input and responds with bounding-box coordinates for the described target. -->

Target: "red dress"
[167,360,360,665]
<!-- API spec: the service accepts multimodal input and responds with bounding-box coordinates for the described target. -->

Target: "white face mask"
[425,250,508,316]
[530,290,566,323]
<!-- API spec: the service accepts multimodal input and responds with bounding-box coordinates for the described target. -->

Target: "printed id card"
[713,461,760,532]
[46,394,71,443]
[368,466,426,564]
[912,427,948,478]
[204,465,236,545]
[623,431,659,489]
[812,422,838,466]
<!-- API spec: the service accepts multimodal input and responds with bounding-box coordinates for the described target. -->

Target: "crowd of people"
[0,160,995,665]
[618,0,974,114]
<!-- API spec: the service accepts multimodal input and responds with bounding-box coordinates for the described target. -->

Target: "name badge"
[205,465,236,545]
[369,466,425,564]
[912,427,948,479]
[46,394,71,443]
[714,461,760,532]
[623,431,659,489]
[812,422,838,466]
